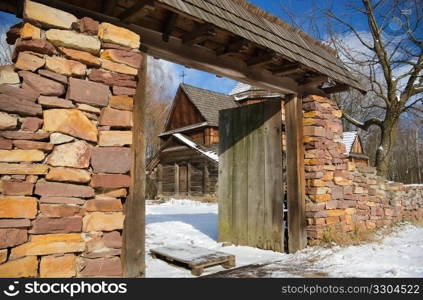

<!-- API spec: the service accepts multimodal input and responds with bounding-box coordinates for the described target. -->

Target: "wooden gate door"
[179,165,188,195]
[218,101,284,252]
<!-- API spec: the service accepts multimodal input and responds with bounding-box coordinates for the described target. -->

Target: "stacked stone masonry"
[0,0,141,277]
[303,95,423,245]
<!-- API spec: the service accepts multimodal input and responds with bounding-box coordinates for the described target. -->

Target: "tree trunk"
[375,114,398,177]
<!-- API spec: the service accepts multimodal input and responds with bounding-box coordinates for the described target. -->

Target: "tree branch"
[342,110,383,130]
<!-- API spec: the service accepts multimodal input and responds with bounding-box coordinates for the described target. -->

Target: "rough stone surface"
[0,84,39,102]
[0,65,20,84]
[35,180,95,198]
[40,197,85,205]
[0,131,49,141]
[46,29,101,55]
[103,231,122,249]
[96,188,127,199]
[67,78,109,107]
[0,138,12,150]
[88,69,136,87]
[112,86,136,96]
[14,39,58,56]
[19,70,65,96]
[0,219,31,228]
[0,249,6,263]
[46,167,91,183]
[0,94,42,116]
[101,59,138,75]
[0,163,49,175]
[0,256,38,278]
[0,112,17,130]
[59,47,101,67]
[3,181,34,196]
[78,256,122,277]
[22,117,43,132]
[99,107,132,127]
[98,131,132,147]
[30,216,82,234]
[83,212,124,232]
[15,51,45,72]
[109,95,133,111]
[38,96,75,109]
[90,174,131,188]
[101,49,142,68]
[98,23,140,49]
[76,104,100,114]
[83,199,123,212]
[13,140,53,152]
[40,254,76,278]
[38,69,68,84]
[50,132,74,145]
[24,0,78,29]
[0,196,37,219]
[43,109,98,142]
[0,228,27,248]
[0,150,45,162]
[45,56,86,77]
[40,204,83,217]
[20,22,41,40]
[91,147,131,174]
[10,233,85,259]
[76,17,99,35]
[48,140,91,168]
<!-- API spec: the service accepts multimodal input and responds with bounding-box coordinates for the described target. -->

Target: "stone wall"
[303,95,423,245]
[0,0,141,277]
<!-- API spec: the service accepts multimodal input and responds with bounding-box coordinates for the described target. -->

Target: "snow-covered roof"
[173,133,219,162]
[342,131,358,154]
[229,82,253,95]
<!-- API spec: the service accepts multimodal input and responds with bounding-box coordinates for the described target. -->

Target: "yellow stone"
[327,209,345,217]
[309,194,331,203]
[0,249,7,263]
[0,196,37,218]
[347,161,356,171]
[98,22,140,49]
[345,215,353,225]
[303,111,322,118]
[0,163,49,175]
[308,179,326,187]
[45,56,86,77]
[83,212,124,232]
[334,177,353,186]
[10,234,85,259]
[101,59,138,75]
[322,172,334,181]
[59,47,101,67]
[24,0,77,29]
[0,150,45,162]
[46,29,101,55]
[20,22,41,39]
[345,208,356,215]
[326,216,340,225]
[15,51,45,72]
[99,131,132,147]
[0,256,38,278]
[109,95,133,111]
[332,110,343,118]
[40,254,76,278]
[96,188,127,199]
[46,167,91,183]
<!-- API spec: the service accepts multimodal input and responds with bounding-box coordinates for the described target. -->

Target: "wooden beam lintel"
[247,52,279,68]
[117,0,155,22]
[182,23,216,46]
[322,83,350,94]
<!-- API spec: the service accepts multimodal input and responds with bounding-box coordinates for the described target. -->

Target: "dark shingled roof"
[156,0,365,92]
[181,84,238,127]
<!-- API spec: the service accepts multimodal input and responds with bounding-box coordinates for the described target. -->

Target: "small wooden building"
[342,131,369,165]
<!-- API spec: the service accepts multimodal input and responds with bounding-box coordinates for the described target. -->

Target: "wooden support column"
[157,164,163,196]
[174,163,179,195]
[203,165,209,195]
[187,162,192,196]
[122,53,147,277]
[285,94,307,253]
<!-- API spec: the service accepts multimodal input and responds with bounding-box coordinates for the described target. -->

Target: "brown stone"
[3,181,34,196]
[0,149,45,162]
[78,256,122,277]
[91,147,131,174]
[0,138,12,150]
[99,131,132,147]
[38,69,68,84]
[0,131,49,140]
[15,51,45,72]
[96,188,127,199]
[20,22,41,39]
[45,56,86,77]
[0,64,20,84]
[0,94,42,116]
[43,109,98,142]
[48,140,91,168]
[46,167,91,183]
[22,117,43,132]
[101,49,142,68]
[68,78,109,107]
[40,254,76,278]
[38,95,75,109]
[40,204,83,217]
[109,95,133,110]
[0,249,6,264]
[82,249,121,259]
[102,42,138,51]
[103,231,122,248]
[83,212,124,232]
[98,23,140,49]
[0,84,39,102]
[46,29,101,55]
[0,228,27,249]
[10,233,85,259]
[0,256,38,278]
[90,174,131,188]
[13,140,54,152]
[0,112,17,130]
[40,196,85,205]
[30,216,82,234]
[100,107,132,127]
[0,163,49,175]
[24,0,77,29]
[77,17,99,35]
[35,180,95,198]
[84,199,123,212]
[15,39,58,56]
[19,70,65,96]
[113,86,136,96]
[88,68,136,87]
[59,47,101,67]
[0,196,37,219]
[101,59,138,75]
[0,219,31,228]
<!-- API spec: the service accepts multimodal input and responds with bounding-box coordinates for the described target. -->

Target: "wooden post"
[122,53,147,277]
[174,163,179,195]
[203,165,209,195]
[157,164,163,196]
[187,162,192,196]
[285,94,307,253]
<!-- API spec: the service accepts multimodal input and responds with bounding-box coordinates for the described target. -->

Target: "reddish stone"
[15,51,45,72]
[83,249,121,259]
[112,86,136,96]
[0,83,40,102]
[88,69,136,87]
[38,69,68,85]
[0,138,12,150]
[90,174,131,188]
[99,107,133,127]
[14,39,58,56]
[35,180,95,198]
[0,131,49,141]
[77,17,99,35]
[13,140,54,152]
[79,257,122,277]
[40,204,84,217]
[0,94,42,116]
[101,49,142,68]
[102,42,138,52]
[3,181,34,196]
[83,199,122,212]
[0,219,31,228]
[22,117,43,132]
[103,231,122,248]
[40,197,85,205]
[0,228,27,249]
[29,216,82,234]
[68,78,109,107]
[19,71,65,96]
[91,147,131,174]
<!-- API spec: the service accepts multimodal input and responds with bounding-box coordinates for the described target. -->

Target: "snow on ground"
[145,199,423,278]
